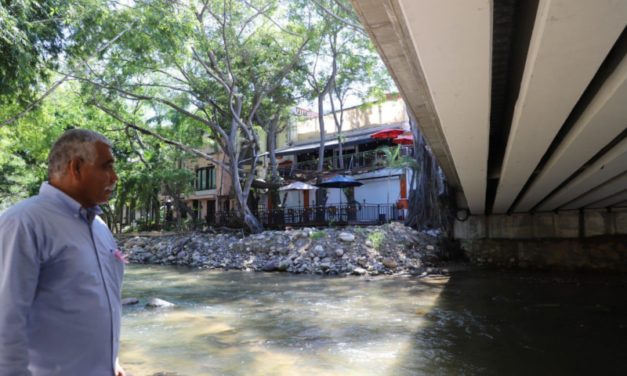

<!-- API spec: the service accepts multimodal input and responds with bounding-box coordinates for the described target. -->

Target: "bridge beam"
[492,0,626,213]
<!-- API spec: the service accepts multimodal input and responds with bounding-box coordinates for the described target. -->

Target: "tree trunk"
[243,205,264,233]
[112,188,125,233]
[229,153,264,233]
[337,133,344,169]
[405,115,451,231]
[268,118,279,179]
[316,92,326,172]
[153,196,160,228]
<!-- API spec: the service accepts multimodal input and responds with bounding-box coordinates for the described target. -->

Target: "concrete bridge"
[350,0,626,268]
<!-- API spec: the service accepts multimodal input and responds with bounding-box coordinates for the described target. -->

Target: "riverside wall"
[454,208,627,271]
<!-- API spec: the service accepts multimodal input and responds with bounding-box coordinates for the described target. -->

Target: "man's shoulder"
[94,215,115,237]
[0,194,65,227]
[0,196,43,224]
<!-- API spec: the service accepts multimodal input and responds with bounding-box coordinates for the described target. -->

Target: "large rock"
[261,258,290,272]
[338,232,355,242]
[382,257,398,269]
[146,298,176,308]
[313,245,326,258]
[122,297,139,305]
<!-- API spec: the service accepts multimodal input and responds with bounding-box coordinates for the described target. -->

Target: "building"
[269,94,416,225]
[182,142,234,225]
[175,94,418,227]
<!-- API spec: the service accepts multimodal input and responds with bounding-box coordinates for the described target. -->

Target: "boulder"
[382,257,398,269]
[313,245,326,258]
[146,298,175,308]
[122,297,139,305]
[338,232,355,242]
[263,259,279,271]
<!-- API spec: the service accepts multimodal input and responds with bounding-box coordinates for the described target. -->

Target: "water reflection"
[120,266,627,375]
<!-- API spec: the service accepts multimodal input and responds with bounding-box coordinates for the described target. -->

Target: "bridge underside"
[350,0,627,223]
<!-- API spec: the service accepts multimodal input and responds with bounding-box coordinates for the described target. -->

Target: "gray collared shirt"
[0,183,124,376]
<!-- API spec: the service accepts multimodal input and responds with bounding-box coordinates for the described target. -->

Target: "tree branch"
[93,101,231,173]
[0,77,69,127]
[311,0,366,36]
[237,2,272,39]
[240,0,301,37]
[69,72,232,143]
[1,20,136,128]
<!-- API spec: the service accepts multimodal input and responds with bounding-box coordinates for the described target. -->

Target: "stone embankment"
[118,223,444,276]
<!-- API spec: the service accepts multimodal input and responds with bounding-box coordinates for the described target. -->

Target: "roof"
[275,124,407,156]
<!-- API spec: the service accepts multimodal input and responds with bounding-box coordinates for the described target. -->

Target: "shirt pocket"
[93,235,124,292]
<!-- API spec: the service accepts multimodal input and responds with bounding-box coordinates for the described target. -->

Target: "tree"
[327,31,390,170]
[301,0,392,173]
[0,0,70,102]
[405,116,450,231]
[0,80,111,209]
[1,1,134,128]
[67,0,313,233]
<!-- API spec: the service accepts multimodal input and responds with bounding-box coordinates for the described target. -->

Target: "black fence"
[252,203,401,228]
[164,203,403,230]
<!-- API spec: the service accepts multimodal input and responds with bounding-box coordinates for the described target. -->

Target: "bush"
[367,230,385,250]
[310,230,326,240]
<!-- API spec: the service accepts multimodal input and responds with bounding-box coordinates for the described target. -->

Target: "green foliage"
[310,230,326,240]
[376,145,419,171]
[367,230,385,250]
[0,80,108,207]
[0,0,101,103]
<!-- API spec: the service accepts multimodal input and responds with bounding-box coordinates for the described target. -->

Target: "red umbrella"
[370,128,404,139]
[392,134,414,145]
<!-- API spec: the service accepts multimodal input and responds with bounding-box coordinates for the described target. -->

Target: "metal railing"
[278,147,414,177]
[161,204,403,230]
[252,203,402,228]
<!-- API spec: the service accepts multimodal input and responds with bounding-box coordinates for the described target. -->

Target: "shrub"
[310,230,326,240]
[367,230,385,250]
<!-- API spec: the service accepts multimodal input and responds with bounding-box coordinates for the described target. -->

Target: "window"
[195,166,216,190]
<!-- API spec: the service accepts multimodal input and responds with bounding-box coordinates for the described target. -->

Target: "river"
[120,265,627,375]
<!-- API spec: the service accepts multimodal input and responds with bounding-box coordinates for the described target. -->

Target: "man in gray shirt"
[0,129,126,375]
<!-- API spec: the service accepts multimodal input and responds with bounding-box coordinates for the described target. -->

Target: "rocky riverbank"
[117,222,446,276]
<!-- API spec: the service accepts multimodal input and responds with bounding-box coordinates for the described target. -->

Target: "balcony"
[278,146,414,177]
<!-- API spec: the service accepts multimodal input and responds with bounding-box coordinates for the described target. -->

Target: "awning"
[370,128,404,139]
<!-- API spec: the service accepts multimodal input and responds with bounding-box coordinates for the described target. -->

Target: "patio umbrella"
[316,175,363,207]
[370,128,404,139]
[279,181,318,207]
[392,134,414,145]
[316,175,363,188]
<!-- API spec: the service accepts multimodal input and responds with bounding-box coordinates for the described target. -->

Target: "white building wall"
[355,177,401,205]
[276,168,414,209]
[353,168,412,206]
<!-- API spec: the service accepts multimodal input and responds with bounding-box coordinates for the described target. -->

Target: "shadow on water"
[390,270,627,376]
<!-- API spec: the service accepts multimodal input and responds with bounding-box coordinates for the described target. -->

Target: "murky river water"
[120,265,627,376]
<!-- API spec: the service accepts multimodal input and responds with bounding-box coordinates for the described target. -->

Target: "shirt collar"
[39,182,102,224]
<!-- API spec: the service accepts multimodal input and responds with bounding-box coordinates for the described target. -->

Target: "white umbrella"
[279,181,318,207]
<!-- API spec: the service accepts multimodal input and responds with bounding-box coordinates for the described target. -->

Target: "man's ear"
[67,157,83,180]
